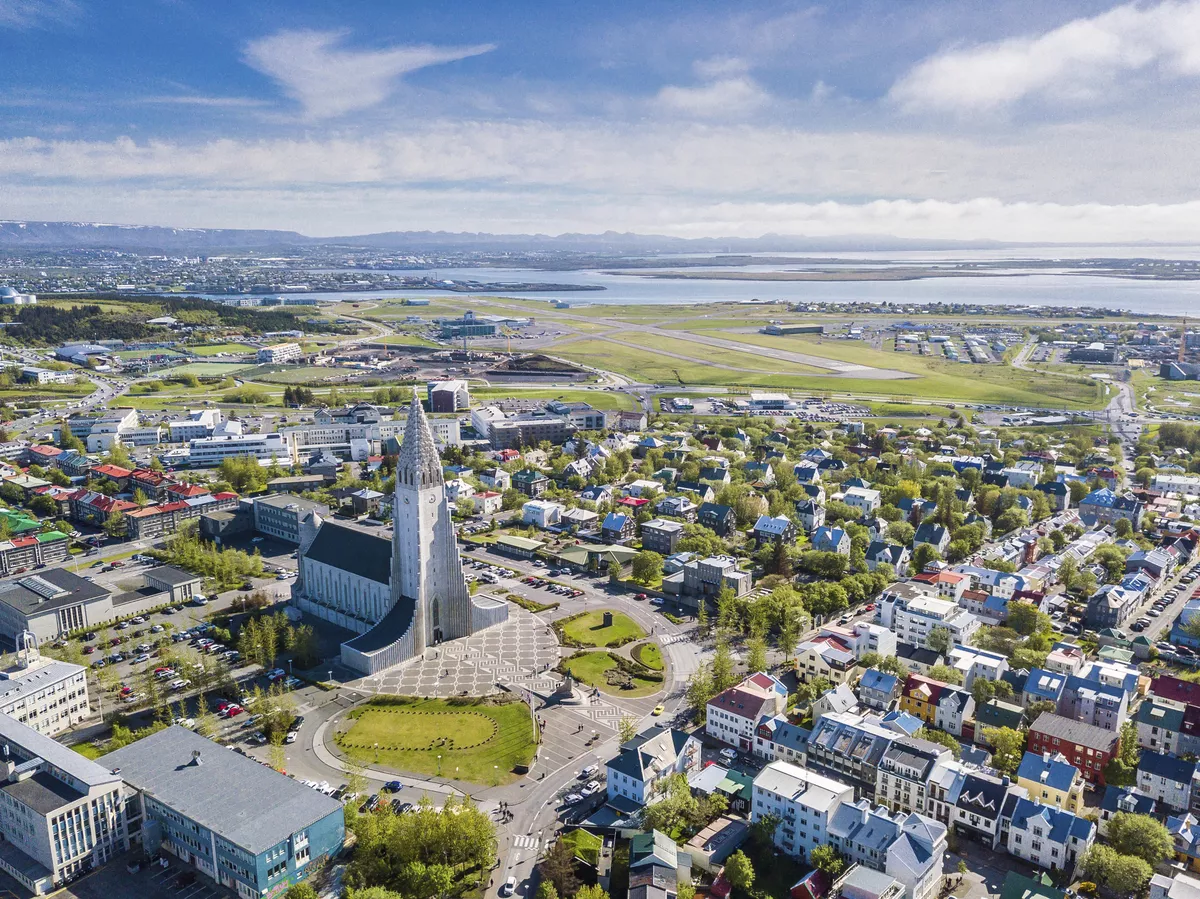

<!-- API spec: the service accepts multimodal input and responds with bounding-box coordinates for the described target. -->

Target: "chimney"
[191,749,202,767]
[1043,750,1050,763]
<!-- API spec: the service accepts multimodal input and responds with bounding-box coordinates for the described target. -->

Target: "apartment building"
[256,343,302,363]
[188,432,296,466]
[0,713,126,895]
[752,761,854,862]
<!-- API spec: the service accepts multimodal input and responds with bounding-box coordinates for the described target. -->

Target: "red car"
[864,603,876,612]
[120,686,133,696]
[83,646,95,654]
[110,638,122,646]
[153,667,171,675]
[220,704,243,718]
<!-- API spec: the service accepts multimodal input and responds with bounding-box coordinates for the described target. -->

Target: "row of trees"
[345,795,497,898]
[238,610,321,671]
[154,520,264,588]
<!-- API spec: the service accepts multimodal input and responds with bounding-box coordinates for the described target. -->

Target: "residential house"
[753,514,796,548]
[804,711,902,801]
[1004,798,1095,878]
[513,468,549,497]
[951,770,1026,849]
[844,487,883,515]
[641,519,685,555]
[751,761,855,862]
[876,738,954,817]
[812,526,851,555]
[753,714,812,765]
[523,500,564,530]
[697,502,736,536]
[795,634,857,686]
[867,542,910,578]
[605,725,702,809]
[1027,713,1119,786]
[602,512,636,544]
[657,496,697,522]
[706,673,788,752]
[795,500,826,534]
[947,646,1009,688]
[1078,488,1144,529]
[827,800,948,899]
[1016,752,1086,813]
[1099,785,1156,835]
[1138,751,1198,813]
[912,523,950,555]
[878,583,980,651]
[858,669,902,712]
[478,467,511,492]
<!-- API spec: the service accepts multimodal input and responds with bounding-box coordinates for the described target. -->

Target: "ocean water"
[206,250,1200,316]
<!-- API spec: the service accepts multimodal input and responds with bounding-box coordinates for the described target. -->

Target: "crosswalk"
[512,834,551,850]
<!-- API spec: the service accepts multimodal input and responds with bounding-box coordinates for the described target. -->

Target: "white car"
[563,792,583,805]
[286,731,298,744]
[174,717,196,729]
[719,747,738,762]
[500,878,516,897]
[579,764,598,779]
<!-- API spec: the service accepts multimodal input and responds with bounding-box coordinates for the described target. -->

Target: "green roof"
[716,770,754,802]
[36,531,68,543]
[999,872,1066,899]
[0,509,42,535]
[631,830,678,870]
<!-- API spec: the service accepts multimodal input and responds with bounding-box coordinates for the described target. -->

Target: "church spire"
[396,390,443,490]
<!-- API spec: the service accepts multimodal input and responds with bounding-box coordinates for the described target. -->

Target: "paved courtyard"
[346,605,562,698]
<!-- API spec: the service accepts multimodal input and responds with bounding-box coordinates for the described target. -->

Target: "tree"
[631,550,663,586]
[535,883,559,899]
[104,510,127,539]
[724,851,754,892]
[983,726,1026,775]
[696,596,709,634]
[1108,855,1153,895]
[538,839,580,897]
[1007,602,1047,636]
[1106,812,1173,865]
[285,885,319,899]
[809,844,845,877]
[926,626,953,656]
[576,887,609,899]
[746,636,768,675]
[915,727,962,759]
[676,881,696,899]
[686,667,715,721]
[618,716,638,745]
[711,640,737,692]
[927,664,964,686]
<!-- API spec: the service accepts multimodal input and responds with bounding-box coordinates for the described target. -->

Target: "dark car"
[384,780,403,793]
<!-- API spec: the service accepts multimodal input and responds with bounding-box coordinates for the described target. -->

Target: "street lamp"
[437,754,442,777]
[374,741,379,763]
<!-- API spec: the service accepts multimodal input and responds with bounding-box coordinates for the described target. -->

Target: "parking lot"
[45,851,235,899]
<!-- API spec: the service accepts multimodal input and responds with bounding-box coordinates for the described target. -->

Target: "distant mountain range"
[0,219,1024,254]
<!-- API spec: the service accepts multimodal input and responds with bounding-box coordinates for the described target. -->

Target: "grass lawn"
[470,387,639,411]
[188,342,257,356]
[632,642,664,671]
[335,696,536,785]
[560,651,662,698]
[167,361,257,377]
[253,365,341,384]
[71,742,104,760]
[115,349,186,360]
[559,609,645,647]
[373,333,439,347]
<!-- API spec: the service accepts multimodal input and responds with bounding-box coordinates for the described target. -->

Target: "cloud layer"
[242,29,494,119]
[890,0,1200,113]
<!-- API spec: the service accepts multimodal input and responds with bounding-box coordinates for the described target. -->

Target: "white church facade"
[291,394,507,675]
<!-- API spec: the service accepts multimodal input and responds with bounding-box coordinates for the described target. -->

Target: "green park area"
[167,361,256,377]
[560,651,662,697]
[188,342,257,356]
[372,333,438,347]
[558,609,644,647]
[632,642,664,670]
[334,696,537,785]
[471,386,639,411]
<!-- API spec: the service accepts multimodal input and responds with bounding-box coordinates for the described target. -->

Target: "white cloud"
[692,56,751,79]
[656,76,769,116]
[0,0,78,29]
[5,119,1200,240]
[890,0,1200,114]
[137,95,269,108]
[242,29,495,120]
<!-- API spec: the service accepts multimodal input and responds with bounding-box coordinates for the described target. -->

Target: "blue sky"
[5,0,1200,241]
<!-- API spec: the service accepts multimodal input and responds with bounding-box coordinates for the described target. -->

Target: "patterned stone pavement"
[345,604,562,698]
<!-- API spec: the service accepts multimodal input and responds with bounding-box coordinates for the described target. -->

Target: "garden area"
[559,650,662,697]
[557,609,645,648]
[632,641,664,671]
[333,695,537,785]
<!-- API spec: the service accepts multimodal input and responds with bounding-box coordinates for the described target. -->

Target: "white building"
[1154,473,1200,496]
[82,408,139,453]
[1005,798,1095,878]
[946,646,1009,688]
[0,286,36,305]
[878,584,979,651]
[752,761,854,861]
[706,672,788,752]
[522,500,564,529]
[427,379,470,412]
[844,487,882,514]
[0,712,126,894]
[168,409,224,443]
[0,647,89,737]
[256,342,302,364]
[605,725,702,808]
[828,799,948,899]
[444,479,475,503]
[187,432,296,466]
[20,367,75,386]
